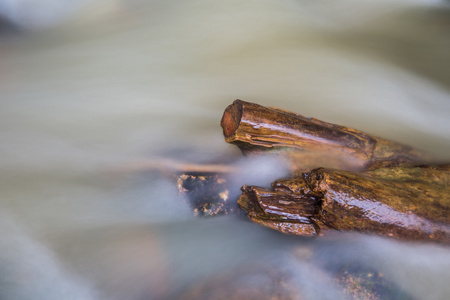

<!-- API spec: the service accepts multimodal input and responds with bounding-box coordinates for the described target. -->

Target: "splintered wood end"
[221,100,243,138]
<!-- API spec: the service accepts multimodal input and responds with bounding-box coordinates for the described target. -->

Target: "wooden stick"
[221,100,431,171]
[223,100,448,242]
[238,164,450,243]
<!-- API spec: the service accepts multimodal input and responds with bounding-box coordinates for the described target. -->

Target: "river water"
[1,1,450,299]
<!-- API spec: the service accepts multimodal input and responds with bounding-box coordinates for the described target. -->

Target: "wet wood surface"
[221,100,431,171]
[239,165,450,243]
[222,100,450,243]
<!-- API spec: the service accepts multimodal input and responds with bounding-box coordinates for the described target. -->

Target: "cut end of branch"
[221,100,243,138]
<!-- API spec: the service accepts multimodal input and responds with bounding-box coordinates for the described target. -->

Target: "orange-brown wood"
[238,165,449,243]
[221,100,431,171]
[223,100,449,243]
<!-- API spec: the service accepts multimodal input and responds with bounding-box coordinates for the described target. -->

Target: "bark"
[221,100,431,171]
[221,100,449,243]
[238,165,450,243]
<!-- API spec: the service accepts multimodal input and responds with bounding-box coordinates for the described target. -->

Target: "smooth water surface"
[1,1,450,299]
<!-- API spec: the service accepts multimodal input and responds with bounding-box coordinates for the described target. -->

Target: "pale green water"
[0,1,449,299]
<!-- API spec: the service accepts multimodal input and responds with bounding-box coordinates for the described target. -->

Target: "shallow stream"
[1,1,450,299]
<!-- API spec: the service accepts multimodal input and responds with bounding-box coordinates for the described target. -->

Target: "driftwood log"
[221,100,450,243]
[239,165,450,242]
[221,100,431,171]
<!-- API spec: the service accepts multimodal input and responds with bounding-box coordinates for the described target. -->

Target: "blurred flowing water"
[1,1,450,299]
